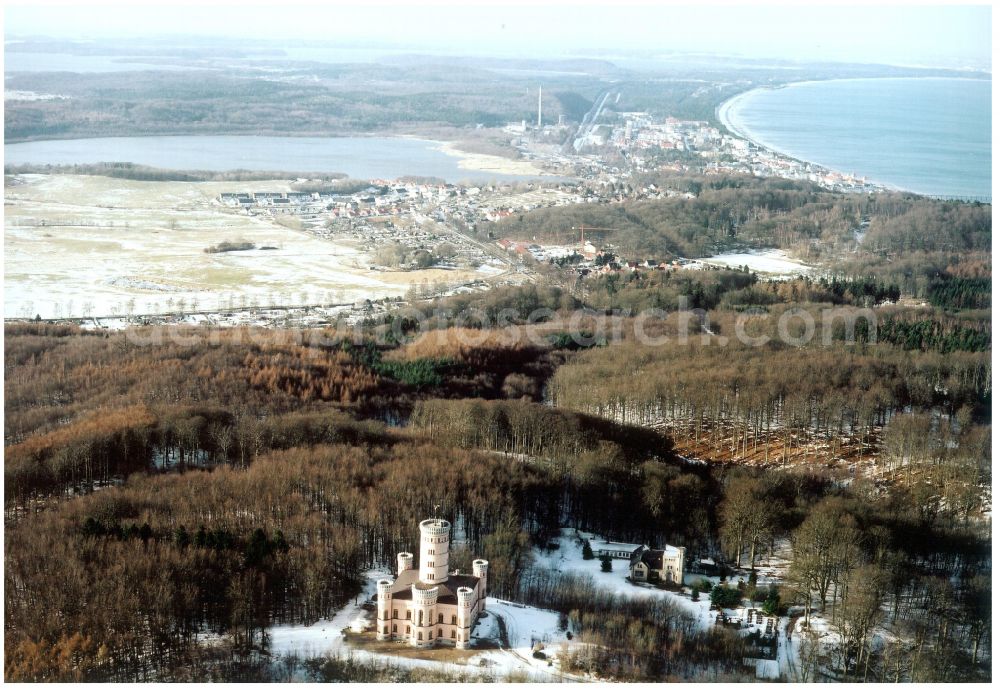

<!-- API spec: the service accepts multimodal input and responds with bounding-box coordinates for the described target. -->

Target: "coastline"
[715,87,764,142]
[716,81,901,194]
[715,76,992,199]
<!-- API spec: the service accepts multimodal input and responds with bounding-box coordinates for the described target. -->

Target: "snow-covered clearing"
[257,532,821,681]
[475,261,506,275]
[267,568,391,659]
[532,528,716,625]
[5,90,69,101]
[695,248,813,276]
[469,598,592,681]
[535,528,814,681]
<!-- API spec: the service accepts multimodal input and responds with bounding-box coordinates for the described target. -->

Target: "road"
[413,209,540,288]
[570,89,614,152]
[486,599,593,682]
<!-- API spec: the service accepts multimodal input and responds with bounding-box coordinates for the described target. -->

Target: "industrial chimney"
[537,86,542,128]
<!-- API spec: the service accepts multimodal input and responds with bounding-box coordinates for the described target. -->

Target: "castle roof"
[388,570,482,605]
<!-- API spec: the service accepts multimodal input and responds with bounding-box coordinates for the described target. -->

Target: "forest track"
[488,602,593,683]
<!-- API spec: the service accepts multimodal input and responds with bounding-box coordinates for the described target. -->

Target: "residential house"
[629,544,686,584]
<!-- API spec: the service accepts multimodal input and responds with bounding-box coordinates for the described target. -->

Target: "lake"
[719,78,991,200]
[4,51,203,73]
[4,135,549,183]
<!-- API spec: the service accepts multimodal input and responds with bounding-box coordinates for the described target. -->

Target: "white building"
[376,518,488,649]
[592,538,645,560]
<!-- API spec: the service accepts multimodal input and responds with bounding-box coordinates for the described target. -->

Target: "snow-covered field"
[4,174,487,318]
[694,249,813,276]
[5,90,69,101]
[475,261,506,276]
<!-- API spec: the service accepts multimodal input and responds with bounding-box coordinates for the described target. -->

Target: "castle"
[376,518,488,649]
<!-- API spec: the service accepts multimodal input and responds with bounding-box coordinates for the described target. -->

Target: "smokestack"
[537,86,542,128]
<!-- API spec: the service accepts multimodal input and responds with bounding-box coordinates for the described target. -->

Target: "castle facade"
[376,518,488,649]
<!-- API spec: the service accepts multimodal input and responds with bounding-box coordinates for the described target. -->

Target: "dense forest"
[4,322,718,680]
[4,64,603,142]
[5,301,991,681]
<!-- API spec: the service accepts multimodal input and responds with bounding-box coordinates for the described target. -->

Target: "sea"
[719,77,991,201]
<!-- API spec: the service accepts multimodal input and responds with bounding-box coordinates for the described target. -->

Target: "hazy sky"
[4,1,993,70]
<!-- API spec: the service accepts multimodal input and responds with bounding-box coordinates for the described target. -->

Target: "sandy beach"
[435,142,553,177]
[716,87,770,140]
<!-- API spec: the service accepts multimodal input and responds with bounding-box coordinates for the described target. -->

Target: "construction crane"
[570,225,625,247]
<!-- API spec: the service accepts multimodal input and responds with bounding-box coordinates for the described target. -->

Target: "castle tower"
[397,551,413,576]
[455,586,475,649]
[410,584,439,648]
[418,518,450,585]
[472,559,489,606]
[376,579,392,641]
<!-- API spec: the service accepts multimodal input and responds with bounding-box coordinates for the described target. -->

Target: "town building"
[375,518,488,649]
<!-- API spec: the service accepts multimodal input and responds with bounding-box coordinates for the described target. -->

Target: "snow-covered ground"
[694,249,813,276]
[3,174,489,319]
[469,598,592,681]
[475,261,506,275]
[267,568,392,659]
[256,533,824,681]
[262,569,586,681]
[781,611,840,682]
[534,528,814,681]
[76,303,365,331]
[532,528,716,626]
[5,90,69,101]
[748,538,794,584]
